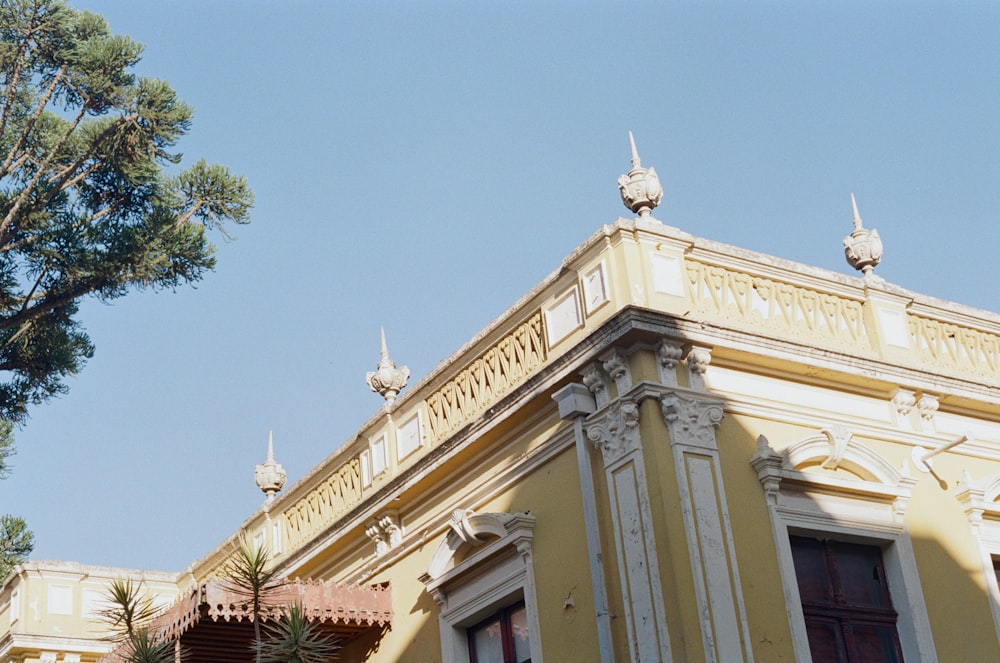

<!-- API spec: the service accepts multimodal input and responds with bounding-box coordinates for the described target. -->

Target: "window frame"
[468,600,531,663]
[751,429,938,662]
[421,510,541,663]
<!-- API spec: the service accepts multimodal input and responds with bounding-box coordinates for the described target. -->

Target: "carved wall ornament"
[685,346,712,391]
[843,194,883,276]
[892,388,916,418]
[366,327,410,404]
[586,399,642,466]
[617,131,663,219]
[600,347,632,394]
[656,339,683,386]
[659,392,724,449]
[819,425,854,471]
[366,510,402,557]
[917,393,939,432]
[581,361,611,408]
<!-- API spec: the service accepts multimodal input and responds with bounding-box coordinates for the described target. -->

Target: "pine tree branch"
[0,64,66,179]
[0,3,43,144]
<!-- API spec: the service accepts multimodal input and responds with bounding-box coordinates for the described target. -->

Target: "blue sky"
[2,1,998,572]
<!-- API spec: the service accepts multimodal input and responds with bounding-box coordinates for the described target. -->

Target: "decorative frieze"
[908,314,1000,382]
[685,259,869,351]
[425,312,546,441]
[284,458,364,549]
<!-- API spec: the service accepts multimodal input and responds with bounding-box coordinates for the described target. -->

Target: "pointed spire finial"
[842,193,883,276]
[255,431,286,503]
[628,130,641,169]
[618,131,662,219]
[851,193,863,230]
[366,327,410,404]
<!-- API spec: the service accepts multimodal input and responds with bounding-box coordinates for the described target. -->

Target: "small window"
[468,602,531,663]
[790,536,903,663]
[992,556,1000,595]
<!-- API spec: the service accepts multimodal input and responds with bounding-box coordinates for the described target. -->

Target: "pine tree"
[0,0,253,423]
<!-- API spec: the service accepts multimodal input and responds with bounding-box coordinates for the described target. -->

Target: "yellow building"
[7,138,1000,662]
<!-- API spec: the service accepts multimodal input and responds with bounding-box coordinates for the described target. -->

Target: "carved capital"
[685,346,712,391]
[660,391,724,449]
[586,399,642,466]
[749,435,783,505]
[917,393,939,432]
[656,339,683,387]
[581,362,611,408]
[891,388,916,421]
[601,347,632,394]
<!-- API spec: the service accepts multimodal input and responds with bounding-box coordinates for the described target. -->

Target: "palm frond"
[258,603,340,663]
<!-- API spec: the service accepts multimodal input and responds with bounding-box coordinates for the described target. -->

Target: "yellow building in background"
[7,138,1000,662]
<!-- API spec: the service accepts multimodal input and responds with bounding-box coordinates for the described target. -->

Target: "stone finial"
[842,194,883,276]
[366,327,410,404]
[255,431,286,502]
[618,131,663,219]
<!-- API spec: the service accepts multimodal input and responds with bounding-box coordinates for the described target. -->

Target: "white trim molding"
[750,430,937,662]
[956,469,1000,642]
[421,510,542,663]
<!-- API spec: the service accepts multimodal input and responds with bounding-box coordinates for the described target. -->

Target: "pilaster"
[657,387,753,663]
[584,348,673,663]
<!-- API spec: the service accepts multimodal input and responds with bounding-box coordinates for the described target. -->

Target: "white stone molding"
[581,361,611,408]
[749,432,936,662]
[39,653,56,663]
[64,655,82,663]
[601,347,632,395]
[656,339,683,387]
[956,470,1000,641]
[659,389,753,663]
[585,398,673,663]
[917,393,939,432]
[421,510,542,663]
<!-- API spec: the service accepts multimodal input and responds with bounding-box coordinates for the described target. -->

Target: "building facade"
[6,143,1000,662]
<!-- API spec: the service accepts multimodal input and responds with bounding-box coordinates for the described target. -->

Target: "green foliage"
[258,603,341,663]
[0,421,32,585]
[100,578,177,663]
[0,513,33,581]
[226,533,339,662]
[0,0,253,423]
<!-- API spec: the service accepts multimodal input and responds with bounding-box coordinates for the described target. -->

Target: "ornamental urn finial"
[366,327,410,404]
[255,431,286,502]
[843,193,883,276]
[617,131,663,219]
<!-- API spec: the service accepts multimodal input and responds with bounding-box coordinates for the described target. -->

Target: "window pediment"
[751,427,916,520]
